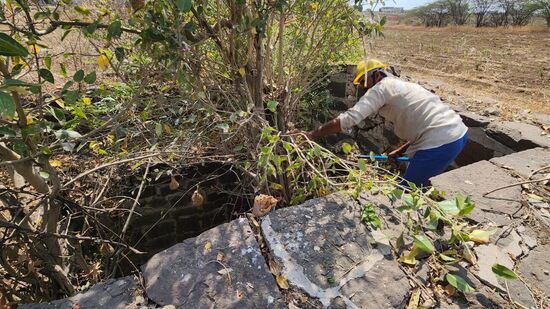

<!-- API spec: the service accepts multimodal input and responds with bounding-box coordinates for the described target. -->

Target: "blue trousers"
[402,133,468,188]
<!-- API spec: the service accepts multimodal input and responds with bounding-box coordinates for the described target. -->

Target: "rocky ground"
[21,144,549,309]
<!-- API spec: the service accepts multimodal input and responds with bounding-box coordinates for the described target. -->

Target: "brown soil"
[367,27,550,121]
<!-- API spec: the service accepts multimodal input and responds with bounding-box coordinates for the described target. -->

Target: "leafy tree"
[412,1,450,27]
[0,0,386,302]
[471,0,495,27]
[509,0,539,26]
[535,0,550,26]
[446,0,470,25]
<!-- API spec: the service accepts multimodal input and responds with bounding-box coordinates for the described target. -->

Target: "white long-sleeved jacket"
[338,76,468,156]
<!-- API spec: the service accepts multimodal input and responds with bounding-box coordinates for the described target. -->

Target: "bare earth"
[368,27,550,123]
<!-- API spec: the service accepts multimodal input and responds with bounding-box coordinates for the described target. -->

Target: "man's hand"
[388,141,411,158]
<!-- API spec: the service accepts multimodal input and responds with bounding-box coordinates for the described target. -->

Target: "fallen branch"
[0,220,144,254]
[62,153,160,188]
[529,165,550,180]
[483,177,550,197]
[121,160,150,236]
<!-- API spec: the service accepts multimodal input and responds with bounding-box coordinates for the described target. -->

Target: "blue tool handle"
[357,154,410,162]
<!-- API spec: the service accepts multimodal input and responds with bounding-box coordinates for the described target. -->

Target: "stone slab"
[487,121,550,151]
[19,276,139,309]
[455,127,515,166]
[262,193,410,308]
[473,244,514,292]
[506,244,550,308]
[457,111,491,128]
[519,244,550,294]
[142,218,285,309]
[490,148,550,179]
[430,161,523,225]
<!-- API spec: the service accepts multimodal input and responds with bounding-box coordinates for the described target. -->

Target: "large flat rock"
[142,218,285,309]
[261,193,410,308]
[487,121,550,151]
[19,276,139,309]
[430,161,523,225]
[490,148,550,179]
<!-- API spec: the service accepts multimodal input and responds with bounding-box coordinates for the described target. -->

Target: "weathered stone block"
[142,218,285,309]
[458,111,491,128]
[431,160,523,225]
[19,276,139,309]
[490,147,550,179]
[455,127,515,167]
[262,193,410,308]
[487,121,550,151]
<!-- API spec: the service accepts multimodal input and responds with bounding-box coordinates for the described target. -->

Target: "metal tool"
[356,154,410,162]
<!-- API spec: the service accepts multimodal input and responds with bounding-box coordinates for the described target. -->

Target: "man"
[304,59,468,187]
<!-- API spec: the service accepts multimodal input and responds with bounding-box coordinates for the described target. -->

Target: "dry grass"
[388,24,550,34]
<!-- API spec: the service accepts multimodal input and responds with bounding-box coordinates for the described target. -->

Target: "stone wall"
[123,163,249,267]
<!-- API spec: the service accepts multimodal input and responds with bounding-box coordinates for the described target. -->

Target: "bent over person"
[304,59,468,187]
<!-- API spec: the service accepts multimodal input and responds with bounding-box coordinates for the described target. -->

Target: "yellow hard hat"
[353,59,388,85]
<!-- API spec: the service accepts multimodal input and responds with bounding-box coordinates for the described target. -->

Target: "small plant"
[361,202,382,229]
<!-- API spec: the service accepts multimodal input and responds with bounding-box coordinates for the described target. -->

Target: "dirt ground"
[367,27,550,123]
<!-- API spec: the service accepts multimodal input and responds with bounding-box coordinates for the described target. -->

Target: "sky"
[381,0,432,9]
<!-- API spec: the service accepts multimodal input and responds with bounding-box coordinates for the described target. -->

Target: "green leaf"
[438,199,459,216]
[108,20,122,38]
[59,62,68,77]
[84,71,96,84]
[0,91,16,118]
[39,171,50,180]
[55,129,82,140]
[446,273,475,293]
[413,235,435,254]
[492,264,518,280]
[342,142,352,154]
[39,68,54,83]
[73,106,87,119]
[266,100,278,113]
[64,90,79,104]
[358,158,367,172]
[0,33,29,57]
[74,5,91,15]
[176,0,193,12]
[0,126,16,137]
[73,69,85,82]
[155,122,163,137]
[457,195,475,216]
[85,21,99,35]
[44,56,52,70]
[468,229,496,244]
[13,140,28,157]
[216,123,229,133]
[115,47,125,62]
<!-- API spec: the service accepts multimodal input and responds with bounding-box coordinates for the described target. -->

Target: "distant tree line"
[408,0,550,27]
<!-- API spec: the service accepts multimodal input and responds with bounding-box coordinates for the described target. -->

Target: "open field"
[366,27,550,122]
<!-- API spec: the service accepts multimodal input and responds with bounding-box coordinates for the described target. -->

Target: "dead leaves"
[169,176,180,191]
[252,194,277,217]
[268,258,289,289]
[192,187,204,209]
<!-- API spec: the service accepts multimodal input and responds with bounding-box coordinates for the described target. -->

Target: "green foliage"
[361,203,382,229]
[492,264,518,279]
[446,273,475,293]
[413,235,435,254]
[0,91,16,117]
[0,32,29,57]
[39,69,55,83]
[176,0,193,12]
